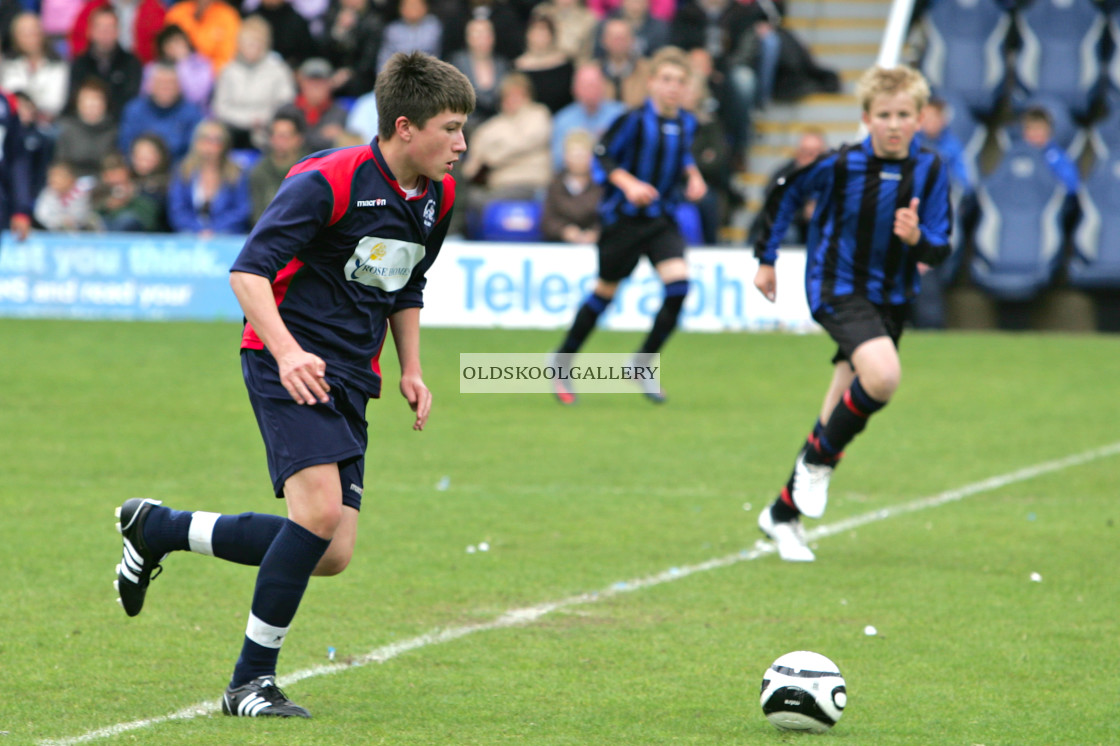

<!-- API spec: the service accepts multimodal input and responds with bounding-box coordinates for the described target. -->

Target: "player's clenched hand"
[400,373,431,431]
[277,350,331,405]
[623,180,660,207]
[754,264,777,303]
[894,197,921,246]
[684,172,708,202]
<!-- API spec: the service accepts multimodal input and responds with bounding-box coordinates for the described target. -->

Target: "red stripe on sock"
[779,486,795,508]
[843,389,869,418]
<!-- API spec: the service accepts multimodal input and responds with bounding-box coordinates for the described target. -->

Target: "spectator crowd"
[0,0,841,240]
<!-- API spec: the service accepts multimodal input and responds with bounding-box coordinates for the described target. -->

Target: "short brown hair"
[375,51,476,140]
[856,65,930,113]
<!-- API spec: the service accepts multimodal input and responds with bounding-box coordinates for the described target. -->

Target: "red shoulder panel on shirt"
[285,145,375,226]
[438,174,456,223]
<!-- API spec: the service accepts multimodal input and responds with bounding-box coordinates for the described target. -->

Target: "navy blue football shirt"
[231,139,454,396]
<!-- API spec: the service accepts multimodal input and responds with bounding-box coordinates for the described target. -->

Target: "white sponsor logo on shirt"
[346,236,426,292]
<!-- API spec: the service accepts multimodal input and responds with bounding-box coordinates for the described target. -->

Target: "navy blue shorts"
[813,295,907,367]
[241,350,368,511]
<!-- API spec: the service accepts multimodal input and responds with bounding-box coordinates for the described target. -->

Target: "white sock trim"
[246,612,290,650]
[187,511,220,556]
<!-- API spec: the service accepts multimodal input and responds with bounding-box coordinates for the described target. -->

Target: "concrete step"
[787,0,892,22]
[785,17,886,46]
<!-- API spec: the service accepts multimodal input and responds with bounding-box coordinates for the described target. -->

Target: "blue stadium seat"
[1002,95,1081,155]
[1088,90,1120,158]
[230,148,262,171]
[477,200,543,242]
[1069,153,1120,288]
[1012,0,1108,120]
[919,0,1013,118]
[970,142,1072,301]
[939,92,986,188]
[1110,8,1120,93]
[674,202,704,244]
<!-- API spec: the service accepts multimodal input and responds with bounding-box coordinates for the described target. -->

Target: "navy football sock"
[141,506,193,555]
[200,512,286,566]
[558,293,612,354]
[772,420,826,519]
[808,378,886,464]
[143,508,285,566]
[231,519,329,688]
[638,280,689,354]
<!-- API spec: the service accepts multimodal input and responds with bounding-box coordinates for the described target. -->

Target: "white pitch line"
[41,441,1120,746]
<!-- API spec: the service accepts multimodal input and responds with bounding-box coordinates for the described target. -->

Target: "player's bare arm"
[230,270,330,405]
[388,307,431,431]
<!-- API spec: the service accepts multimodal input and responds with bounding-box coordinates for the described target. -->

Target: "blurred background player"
[550,46,706,404]
[752,65,951,562]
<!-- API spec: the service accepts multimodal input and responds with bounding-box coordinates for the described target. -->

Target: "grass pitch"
[1,319,1117,745]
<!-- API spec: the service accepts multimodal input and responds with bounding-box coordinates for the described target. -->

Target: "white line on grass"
[41,441,1120,746]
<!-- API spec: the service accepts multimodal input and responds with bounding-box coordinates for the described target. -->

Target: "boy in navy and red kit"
[0,89,33,242]
[550,46,707,404]
[112,51,475,718]
[754,65,951,562]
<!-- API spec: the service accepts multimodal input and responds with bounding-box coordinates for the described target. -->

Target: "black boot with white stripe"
[222,676,311,718]
[114,498,167,617]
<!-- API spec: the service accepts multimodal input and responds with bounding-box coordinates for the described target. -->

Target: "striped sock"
[809,378,886,464]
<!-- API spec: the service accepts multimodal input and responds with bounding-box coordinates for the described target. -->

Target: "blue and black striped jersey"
[755,136,951,312]
[592,99,698,226]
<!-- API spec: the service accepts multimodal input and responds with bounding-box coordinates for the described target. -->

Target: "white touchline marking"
[41,441,1120,746]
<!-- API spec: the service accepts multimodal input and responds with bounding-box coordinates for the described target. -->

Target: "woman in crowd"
[166,119,251,235]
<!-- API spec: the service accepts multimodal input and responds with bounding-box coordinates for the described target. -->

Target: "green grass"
[1,319,1118,745]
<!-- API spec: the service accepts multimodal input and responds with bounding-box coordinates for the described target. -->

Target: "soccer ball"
[759,650,847,733]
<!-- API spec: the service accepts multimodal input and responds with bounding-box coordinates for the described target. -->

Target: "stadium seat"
[674,202,704,244]
[1110,8,1120,93]
[1001,95,1082,156]
[970,141,1072,301]
[1068,153,1120,289]
[1087,90,1120,158]
[1012,0,1108,120]
[477,200,543,242]
[918,0,1013,118]
[939,92,986,188]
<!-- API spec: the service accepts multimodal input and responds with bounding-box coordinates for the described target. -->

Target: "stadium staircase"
[723,0,891,243]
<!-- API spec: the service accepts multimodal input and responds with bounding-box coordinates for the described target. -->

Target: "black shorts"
[242,350,368,511]
[597,215,687,283]
[813,295,908,366]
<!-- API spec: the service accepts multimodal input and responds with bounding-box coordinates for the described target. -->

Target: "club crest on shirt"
[423,199,436,228]
[346,236,426,292]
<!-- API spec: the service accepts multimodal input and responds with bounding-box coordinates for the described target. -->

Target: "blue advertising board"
[0,232,244,321]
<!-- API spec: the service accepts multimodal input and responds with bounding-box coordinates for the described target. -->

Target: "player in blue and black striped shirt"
[754,65,951,562]
[551,46,707,404]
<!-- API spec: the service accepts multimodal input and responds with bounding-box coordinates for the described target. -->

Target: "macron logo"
[357,199,388,207]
